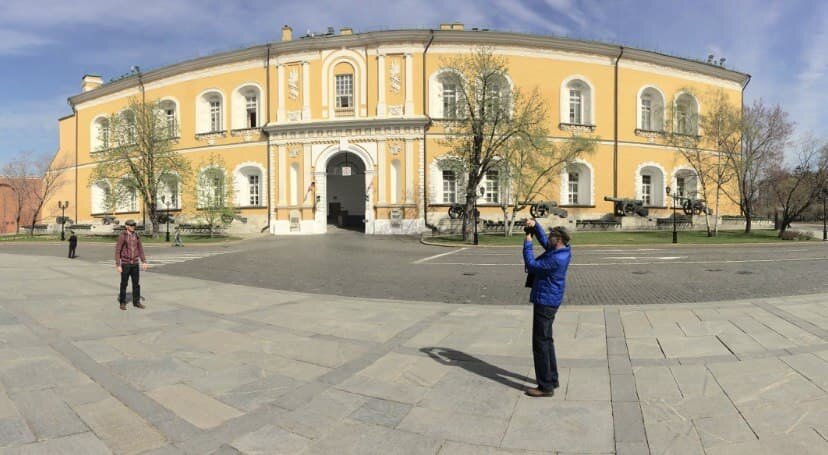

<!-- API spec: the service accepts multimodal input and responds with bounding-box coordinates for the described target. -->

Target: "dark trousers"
[68,245,76,258]
[118,264,140,305]
[532,304,559,391]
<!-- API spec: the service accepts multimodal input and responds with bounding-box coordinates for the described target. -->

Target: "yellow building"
[47,24,749,235]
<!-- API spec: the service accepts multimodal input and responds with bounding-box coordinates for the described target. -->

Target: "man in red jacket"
[115,220,148,310]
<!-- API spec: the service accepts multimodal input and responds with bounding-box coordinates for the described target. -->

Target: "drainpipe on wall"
[262,44,272,233]
[422,30,437,233]
[71,101,78,222]
[613,46,624,198]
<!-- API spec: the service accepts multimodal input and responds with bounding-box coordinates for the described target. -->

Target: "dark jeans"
[118,263,140,305]
[532,304,559,391]
[68,245,76,258]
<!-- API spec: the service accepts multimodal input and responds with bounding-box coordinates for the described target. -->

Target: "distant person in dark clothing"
[522,220,572,397]
[68,231,78,258]
[173,227,183,247]
[115,220,148,310]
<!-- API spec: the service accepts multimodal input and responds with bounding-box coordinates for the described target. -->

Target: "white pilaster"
[377,54,386,117]
[302,61,311,121]
[277,64,285,122]
[303,143,312,203]
[404,53,414,116]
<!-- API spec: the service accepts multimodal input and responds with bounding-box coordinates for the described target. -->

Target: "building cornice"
[68,29,749,107]
[263,117,429,136]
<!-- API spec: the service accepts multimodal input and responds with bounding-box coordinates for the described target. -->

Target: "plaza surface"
[1,253,827,454]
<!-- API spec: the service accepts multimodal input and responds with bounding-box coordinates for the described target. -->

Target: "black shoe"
[525,387,554,397]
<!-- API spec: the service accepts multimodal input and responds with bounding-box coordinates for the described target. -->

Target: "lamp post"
[473,185,485,245]
[58,201,69,241]
[822,188,827,242]
[665,187,677,244]
[161,195,171,242]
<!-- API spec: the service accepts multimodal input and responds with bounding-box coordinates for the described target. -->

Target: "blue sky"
[0,0,825,166]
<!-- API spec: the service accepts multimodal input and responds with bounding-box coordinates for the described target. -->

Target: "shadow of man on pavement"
[420,347,533,391]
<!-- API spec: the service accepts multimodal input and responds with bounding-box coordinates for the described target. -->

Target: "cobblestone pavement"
[3,232,828,305]
[1,252,827,454]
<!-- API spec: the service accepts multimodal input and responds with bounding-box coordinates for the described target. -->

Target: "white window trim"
[196,89,226,134]
[428,68,465,119]
[158,97,180,138]
[673,91,701,135]
[558,159,595,206]
[232,162,266,207]
[560,75,596,126]
[635,85,666,131]
[635,162,667,206]
[90,115,110,152]
[321,50,366,119]
[231,83,265,130]
[671,167,699,200]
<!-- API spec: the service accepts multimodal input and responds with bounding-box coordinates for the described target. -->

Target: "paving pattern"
[1,252,827,454]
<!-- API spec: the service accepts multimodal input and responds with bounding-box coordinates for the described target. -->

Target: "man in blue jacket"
[523,219,572,397]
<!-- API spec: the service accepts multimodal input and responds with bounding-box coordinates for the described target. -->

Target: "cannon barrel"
[603,196,622,202]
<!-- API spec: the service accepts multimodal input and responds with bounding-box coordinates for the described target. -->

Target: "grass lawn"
[0,234,240,243]
[429,229,798,246]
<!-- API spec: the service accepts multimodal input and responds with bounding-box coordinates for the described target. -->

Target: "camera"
[523,223,534,235]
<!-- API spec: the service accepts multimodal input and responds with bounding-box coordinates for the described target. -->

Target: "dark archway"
[325,151,367,232]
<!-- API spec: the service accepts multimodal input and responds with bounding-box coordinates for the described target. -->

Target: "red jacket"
[115,231,146,266]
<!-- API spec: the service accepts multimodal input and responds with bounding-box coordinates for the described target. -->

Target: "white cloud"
[0,29,53,55]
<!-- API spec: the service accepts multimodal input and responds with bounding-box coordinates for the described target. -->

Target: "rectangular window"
[165,108,176,137]
[569,89,582,124]
[248,174,260,206]
[212,177,224,205]
[210,101,222,132]
[246,95,257,128]
[101,124,109,149]
[442,170,456,203]
[484,170,499,203]
[642,175,652,205]
[568,172,579,205]
[676,177,686,198]
[641,97,652,130]
[442,83,457,119]
[335,74,354,117]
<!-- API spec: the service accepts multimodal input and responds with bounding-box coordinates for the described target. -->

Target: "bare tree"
[667,89,737,236]
[191,154,236,238]
[439,47,553,242]
[763,138,828,237]
[500,135,595,235]
[10,152,71,236]
[723,100,792,233]
[91,97,190,237]
[1,153,38,234]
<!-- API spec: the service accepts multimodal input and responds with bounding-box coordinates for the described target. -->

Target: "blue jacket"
[523,223,571,307]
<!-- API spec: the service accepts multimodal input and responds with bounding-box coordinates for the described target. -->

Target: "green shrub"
[780,230,814,240]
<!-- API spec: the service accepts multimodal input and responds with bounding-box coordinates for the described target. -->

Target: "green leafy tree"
[192,154,236,237]
[90,97,190,237]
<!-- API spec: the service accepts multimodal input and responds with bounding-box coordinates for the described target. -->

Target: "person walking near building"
[173,226,183,247]
[115,220,148,310]
[522,220,572,397]
[68,231,78,258]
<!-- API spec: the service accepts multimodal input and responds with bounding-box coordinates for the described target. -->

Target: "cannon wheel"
[448,204,464,220]
[530,203,549,218]
[682,200,694,216]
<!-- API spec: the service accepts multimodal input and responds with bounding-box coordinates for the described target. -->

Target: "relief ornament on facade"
[288,68,299,101]
[390,59,401,94]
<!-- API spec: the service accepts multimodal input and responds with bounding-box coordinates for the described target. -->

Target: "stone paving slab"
[1,253,827,454]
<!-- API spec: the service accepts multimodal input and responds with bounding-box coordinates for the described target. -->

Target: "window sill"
[195,131,227,144]
[374,203,417,209]
[634,129,666,137]
[559,205,596,208]
[559,123,596,133]
[236,205,267,210]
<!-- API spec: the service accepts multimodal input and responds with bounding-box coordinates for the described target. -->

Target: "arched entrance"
[324,151,368,232]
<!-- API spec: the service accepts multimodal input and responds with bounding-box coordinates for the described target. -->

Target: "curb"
[419,235,819,249]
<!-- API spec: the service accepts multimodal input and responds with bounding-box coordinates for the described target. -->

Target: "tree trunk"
[463,188,476,242]
[744,214,752,234]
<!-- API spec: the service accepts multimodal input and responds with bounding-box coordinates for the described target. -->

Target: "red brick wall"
[0,178,43,234]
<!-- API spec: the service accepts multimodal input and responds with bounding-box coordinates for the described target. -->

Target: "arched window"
[483,169,500,204]
[92,116,109,151]
[158,174,180,209]
[333,62,355,118]
[485,74,511,119]
[198,167,226,208]
[91,180,112,214]
[673,169,699,199]
[430,69,463,119]
[637,86,665,131]
[116,177,138,212]
[232,85,262,129]
[431,156,466,204]
[638,165,665,206]
[197,90,225,133]
[158,100,178,138]
[442,170,457,203]
[675,93,699,135]
[562,77,593,125]
[121,110,136,144]
[234,165,264,207]
[562,161,593,205]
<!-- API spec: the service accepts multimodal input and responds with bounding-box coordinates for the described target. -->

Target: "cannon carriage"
[603,196,649,217]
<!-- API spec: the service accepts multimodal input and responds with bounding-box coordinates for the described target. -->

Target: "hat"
[549,226,571,245]
[124,219,137,226]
